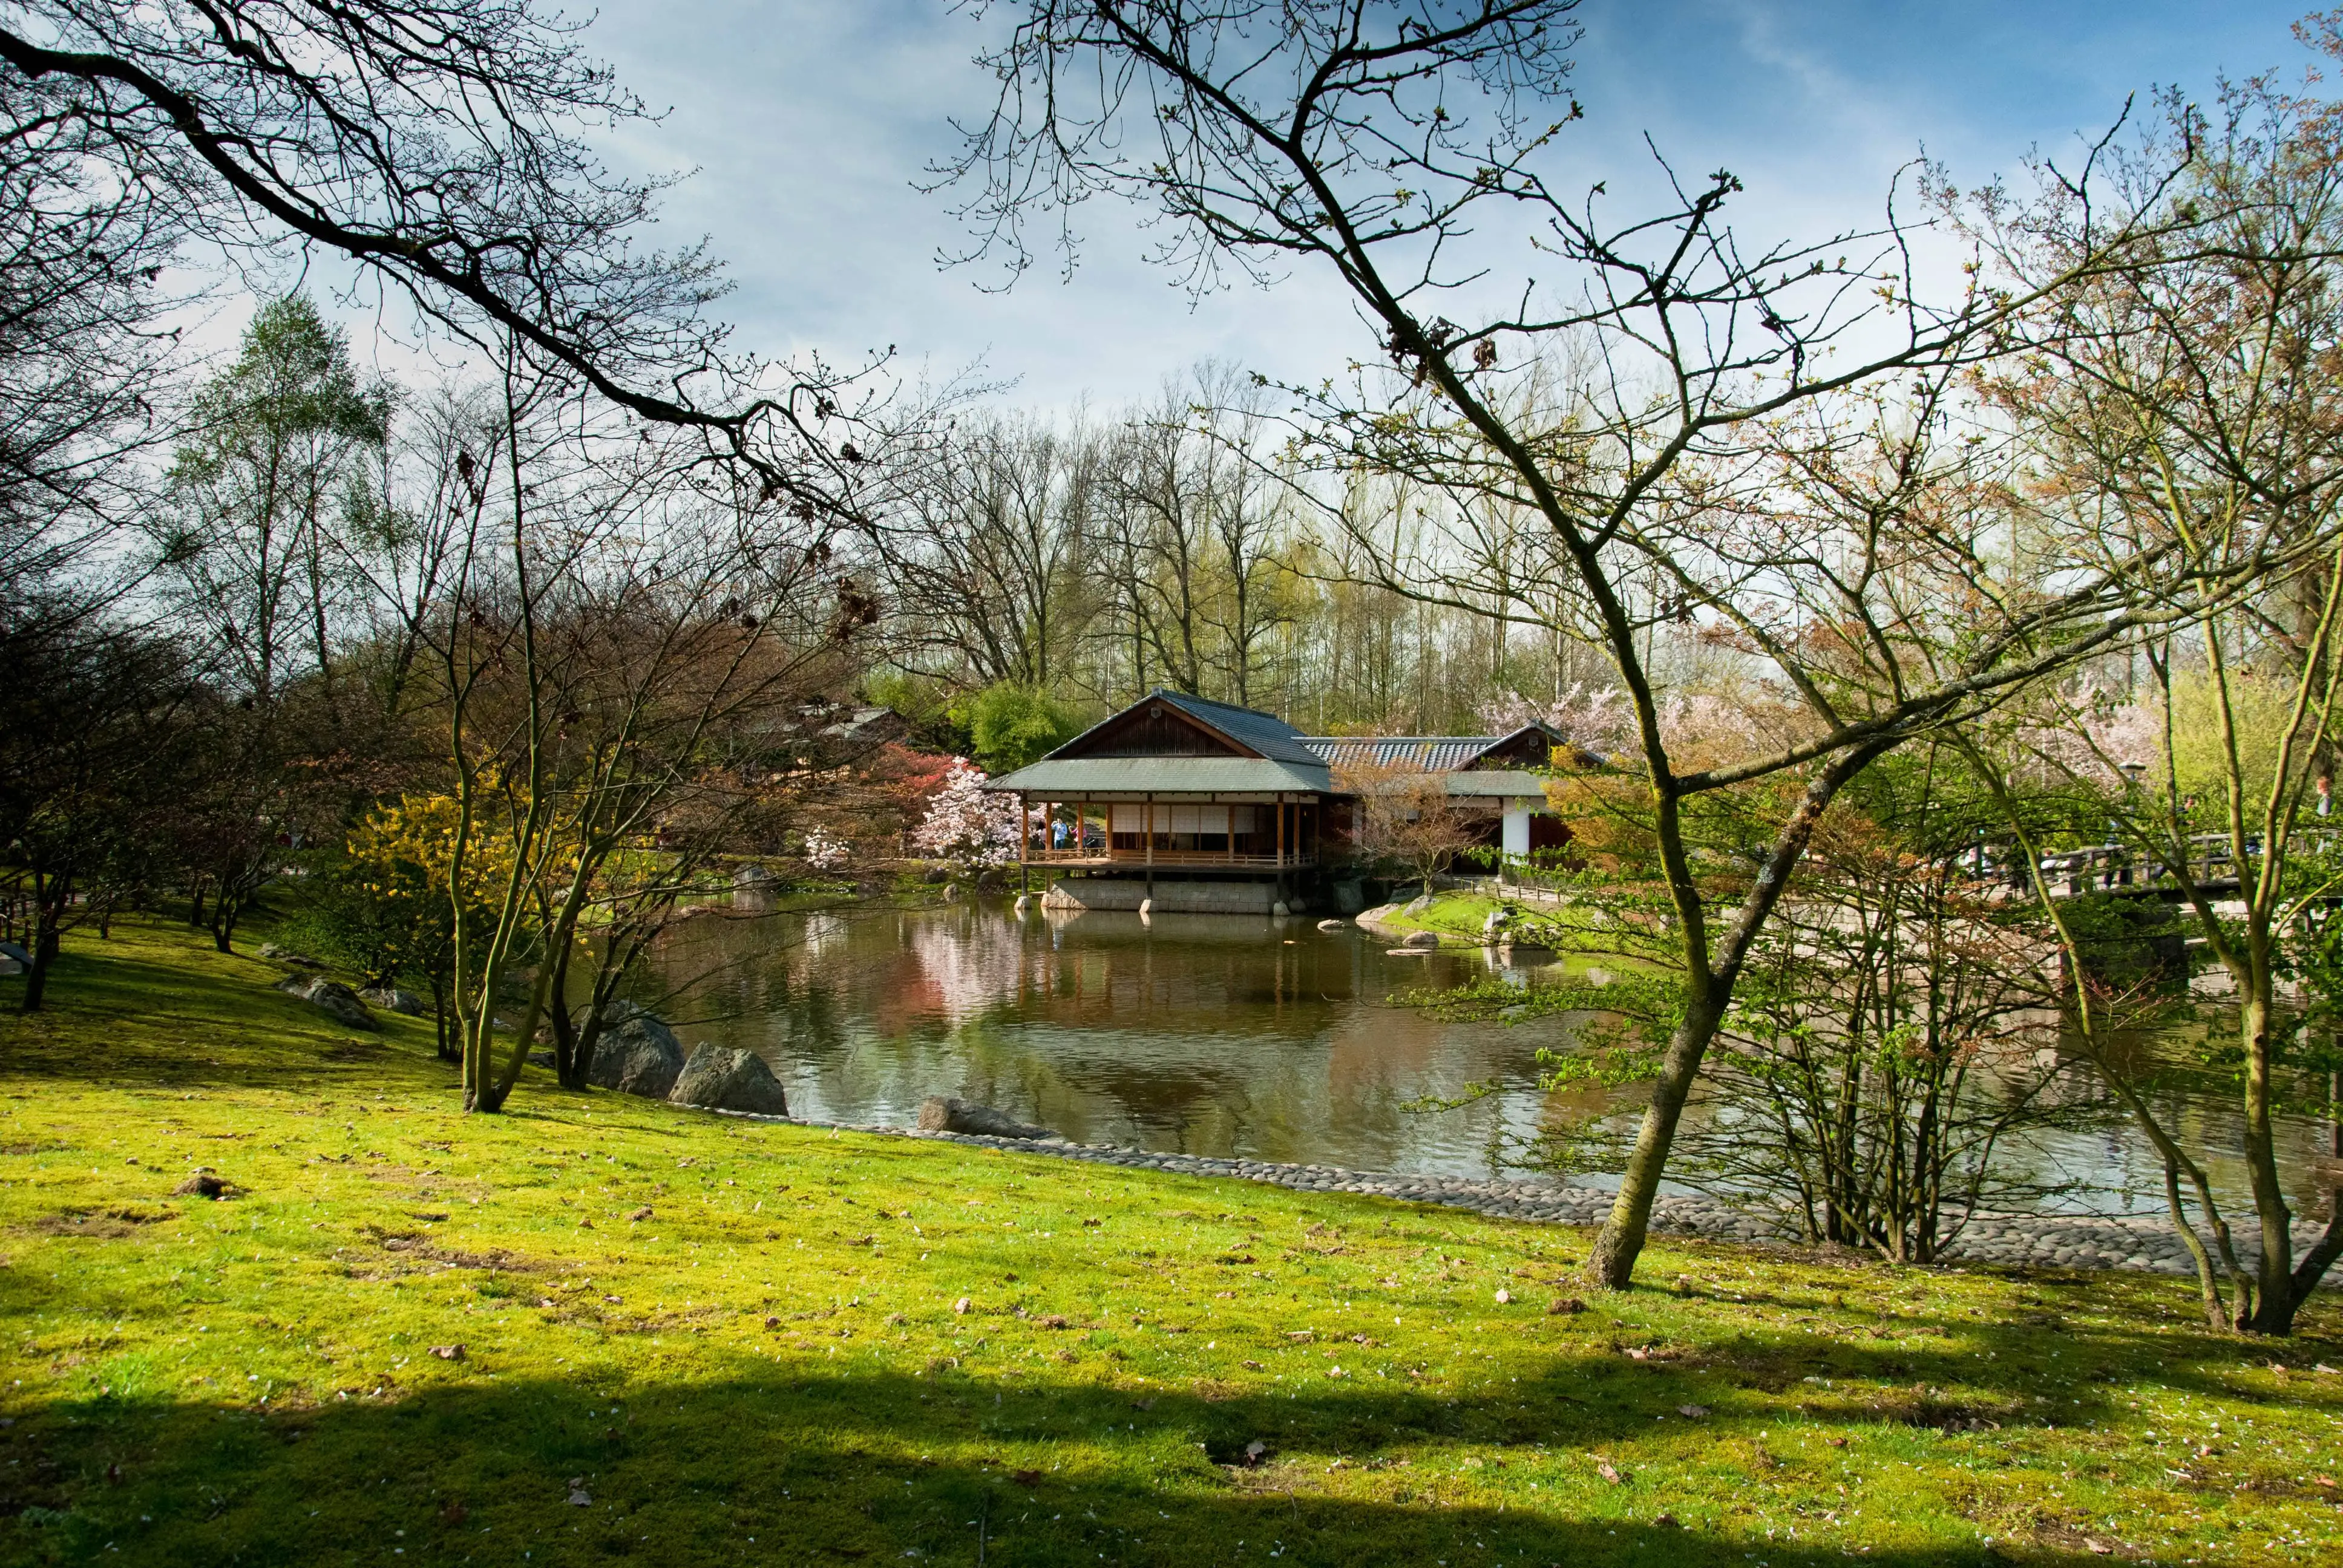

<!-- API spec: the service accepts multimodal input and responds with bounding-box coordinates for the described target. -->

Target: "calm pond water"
[646,898,2341,1221]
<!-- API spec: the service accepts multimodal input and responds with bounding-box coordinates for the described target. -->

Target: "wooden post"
[1145,794,1155,899]
[1275,797,1284,869]
[1019,793,1030,894]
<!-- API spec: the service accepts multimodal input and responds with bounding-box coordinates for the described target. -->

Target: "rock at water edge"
[586,1001,686,1099]
[669,1045,790,1116]
[917,1096,1057,1140]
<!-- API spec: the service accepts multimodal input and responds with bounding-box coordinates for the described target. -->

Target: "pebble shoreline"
[701,1107,2236,1280]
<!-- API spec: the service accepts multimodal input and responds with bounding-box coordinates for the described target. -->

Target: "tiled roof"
[1300,736,1508,771]
[1141,689,1328,766]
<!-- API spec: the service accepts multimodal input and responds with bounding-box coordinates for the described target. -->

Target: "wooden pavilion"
[984,690,1564,912]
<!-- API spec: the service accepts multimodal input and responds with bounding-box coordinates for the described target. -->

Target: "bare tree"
[0,0,884,503]
[1334,754,1481,892]
[418,348,882,1114]
[939,0,2318,1292]
[877,413,1103,688]
[1967,71,2343,1335]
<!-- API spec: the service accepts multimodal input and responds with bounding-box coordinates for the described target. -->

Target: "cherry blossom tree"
[909,762,1021,872]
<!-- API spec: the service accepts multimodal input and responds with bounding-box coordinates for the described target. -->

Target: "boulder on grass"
[259,942,323,967]
[917,1096,1056,1140]
[274,973,376,1030]
[669,1044,790,1116]
[585,1001,685,1099]
[360,985,428,1017]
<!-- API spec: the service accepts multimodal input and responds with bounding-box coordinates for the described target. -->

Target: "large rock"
[585,1001,686,1099]
[259,942,323,967]
[360,984,428,1017]
[275,975,376,1030]
[917,1096,1056,1140]
[1400,929,1441,950]
[668,1044,790,1116]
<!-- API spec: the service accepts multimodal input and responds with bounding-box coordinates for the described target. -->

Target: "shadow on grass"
[1,938,463,1094]
[5,1360,2161,1568]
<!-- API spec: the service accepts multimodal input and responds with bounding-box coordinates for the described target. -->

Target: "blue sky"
[374,2,2331,411]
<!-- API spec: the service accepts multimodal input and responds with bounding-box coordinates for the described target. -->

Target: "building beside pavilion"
[981,688,1568,914]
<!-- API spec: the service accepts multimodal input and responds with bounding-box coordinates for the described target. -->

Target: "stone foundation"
[1040,877,1283,914]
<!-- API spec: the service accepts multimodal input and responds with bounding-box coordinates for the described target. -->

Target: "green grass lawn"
[1363,889,1509,944]
[2,918,2340,1566]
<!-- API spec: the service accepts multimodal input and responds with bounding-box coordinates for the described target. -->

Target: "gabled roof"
[1045,688,1326,767]
[1144,689,1329,765]
[1301,736,1505,771]
[1301,722,1564,773]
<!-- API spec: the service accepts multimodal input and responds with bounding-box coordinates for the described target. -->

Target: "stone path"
[704,1108,2233,1279]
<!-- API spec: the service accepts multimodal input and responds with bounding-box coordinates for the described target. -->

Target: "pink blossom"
[909,761,1023,870]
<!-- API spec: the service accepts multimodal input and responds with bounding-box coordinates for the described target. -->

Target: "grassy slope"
[1,920,2339,1567]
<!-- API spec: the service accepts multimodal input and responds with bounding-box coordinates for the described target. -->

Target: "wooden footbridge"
[2032,831,2343,901]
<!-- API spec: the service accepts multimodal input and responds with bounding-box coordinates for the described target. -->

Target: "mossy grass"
[2,918,2339,1565]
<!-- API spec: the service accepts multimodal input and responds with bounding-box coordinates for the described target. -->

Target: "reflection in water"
[646,900,2341,1212]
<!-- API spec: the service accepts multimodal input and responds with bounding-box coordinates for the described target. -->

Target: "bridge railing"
[2031,829,2343,895]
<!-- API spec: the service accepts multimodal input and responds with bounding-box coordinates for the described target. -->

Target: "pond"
[647,897,2342,1222]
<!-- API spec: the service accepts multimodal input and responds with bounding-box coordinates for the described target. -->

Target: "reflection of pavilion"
[986,689,1568,913]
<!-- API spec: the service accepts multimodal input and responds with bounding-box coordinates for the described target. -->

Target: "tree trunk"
[19,924,59,1013]
[2241,987,2302,1333]
[430,965,456,1063]
[1582,987,1727,1287]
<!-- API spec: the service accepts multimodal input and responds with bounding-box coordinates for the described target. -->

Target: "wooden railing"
[1023,847,1314,870]
[2033,831,2343,895]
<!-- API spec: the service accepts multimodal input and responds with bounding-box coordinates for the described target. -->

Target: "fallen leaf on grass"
[628,1206,652,1222]
[1596,1460,1624,1485]
[1547,1298,1584,1316]
[1244,1440,1268,1465]
[952,1297,971,1315]
[1493,1289,1512,1304]
[2083,1542,2113,1557]
[1676,1404,1709,1419]
[1012,1469,1041,1487]
[428,1345,465,1362]
[439,1501,468,1526]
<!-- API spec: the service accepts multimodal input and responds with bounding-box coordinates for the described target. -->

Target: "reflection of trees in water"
[645,904,2320,1194]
